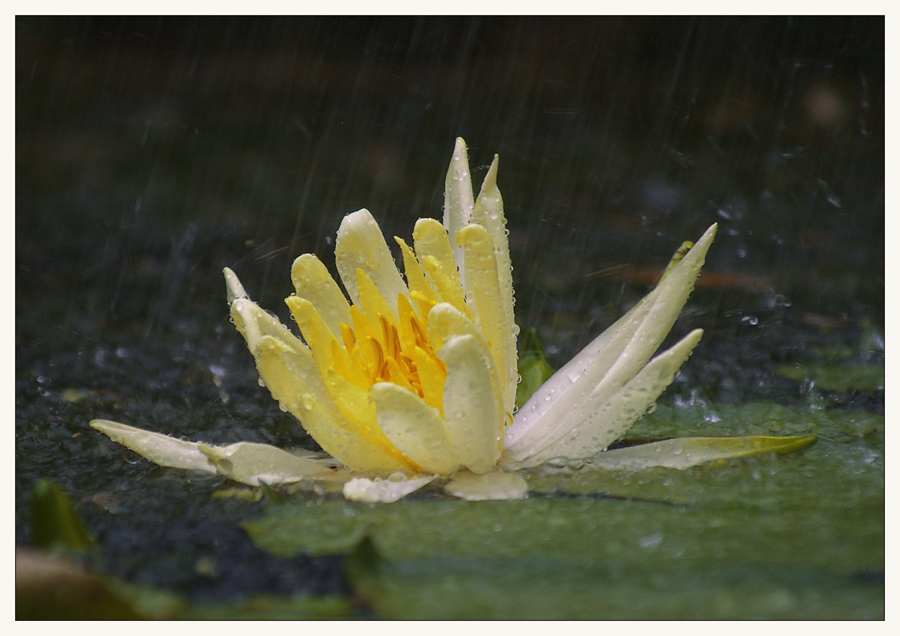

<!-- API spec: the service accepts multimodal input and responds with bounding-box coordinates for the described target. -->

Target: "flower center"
[331,292,448,415]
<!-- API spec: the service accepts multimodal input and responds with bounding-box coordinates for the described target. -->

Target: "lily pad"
[243,402,882,619]
[774,363,884,392]
[343,538,882,620]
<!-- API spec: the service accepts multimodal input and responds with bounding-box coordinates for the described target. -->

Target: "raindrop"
[638,533,663,549]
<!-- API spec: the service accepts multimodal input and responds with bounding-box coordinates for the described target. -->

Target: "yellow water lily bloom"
[91,138,815,503]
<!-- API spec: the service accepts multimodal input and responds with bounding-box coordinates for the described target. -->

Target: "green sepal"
[515,328,555,408]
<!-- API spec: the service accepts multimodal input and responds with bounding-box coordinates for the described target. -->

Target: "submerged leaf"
[16,549,152,619]
[28,480,94,555]
[586,434,818,471]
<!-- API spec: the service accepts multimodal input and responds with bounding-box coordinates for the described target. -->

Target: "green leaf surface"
[245,402,883,619]
[343,542,881,620]
[179,595,356,620]
[774,363,884,392]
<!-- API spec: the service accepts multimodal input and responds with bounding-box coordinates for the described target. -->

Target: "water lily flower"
[92,138,815,503]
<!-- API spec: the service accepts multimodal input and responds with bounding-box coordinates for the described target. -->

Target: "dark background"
[16,16,884,601]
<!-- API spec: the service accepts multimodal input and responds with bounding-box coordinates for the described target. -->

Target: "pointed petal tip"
[224,267,248,303]
[698,223,718,246]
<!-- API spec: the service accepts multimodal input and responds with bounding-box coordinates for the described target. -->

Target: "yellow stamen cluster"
[333,292,448,415]
[287,266,448,417]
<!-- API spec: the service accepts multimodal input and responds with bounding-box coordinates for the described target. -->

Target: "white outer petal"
[503,329,703,468]
[505,224,716,462]
[90,420,216,473]
[199,442,352,486]
[443,470,528,501]
[343,475,437,503]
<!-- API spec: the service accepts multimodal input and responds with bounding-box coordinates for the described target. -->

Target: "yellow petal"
[370,382,461,475]
[335,209,408,313]
[396,237,438,318]
[426,303,505,432]
[322,369,419,472]
[290,254,352,338]
[413,218,471,318]
[285,296,336,378]
[414,346,445,414]
[470,154,517,396]
[457,223,518,414]
[253,334,409,475]
[443,137,476,277]
[426,301,482,350]
[356,268,399,329]
[438,334,504,474]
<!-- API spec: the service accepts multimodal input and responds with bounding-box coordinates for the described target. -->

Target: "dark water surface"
[16,17,883,616]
